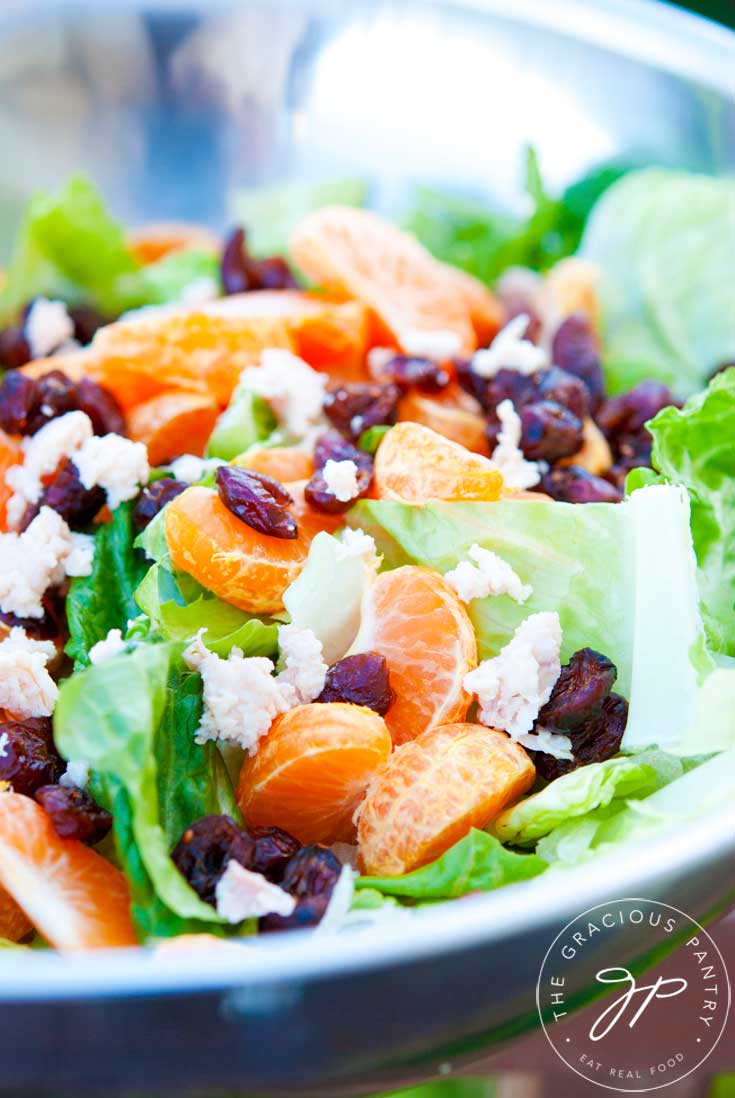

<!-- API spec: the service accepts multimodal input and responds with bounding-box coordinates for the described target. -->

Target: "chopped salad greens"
[0,158,733,951]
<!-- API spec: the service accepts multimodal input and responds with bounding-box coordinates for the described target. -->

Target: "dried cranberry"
[22,458,106,531]
[376,354,450,393]
[304,460,372,514]
[75,377,125,436]
[24,370,79,434]
[538,648,617,731]
[323,383,400,441]
[317,652,395,715]
[172,815,255,905]
[312,431,372,472]
[597,381,675,442]
[259,845,341,933]
[221,227,297,295]
[216,465,297,539]
[132,478,187,530]
[540,466,622,504]
[519,401,584,462]
[0,592,64,642]
[0,370,36,434]
[533,693,628,781]
[0,326,32,370]
[551,314,605,411]
[0,718,65,795]
[34,784,112,844]
[530,366,590,421]
[67,305,111,346]
[250,825,301,883]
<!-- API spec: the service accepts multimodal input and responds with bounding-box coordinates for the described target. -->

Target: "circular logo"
[536,898,730,1092]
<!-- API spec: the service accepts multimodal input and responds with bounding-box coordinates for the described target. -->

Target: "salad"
[0,160,733,952]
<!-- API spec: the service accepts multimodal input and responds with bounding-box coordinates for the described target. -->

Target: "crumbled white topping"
[5,410,94,528]
[0,732,8,759]
[444,544,532,604]
[184,632,293,753]
[322,459,359,503]
[0,626,58,718]
[517,727,574,760]
[167,454,223,484]
[0,507,75,618]
[464,611,562,739]
[24,298,75,358]
[335,527,380,567]
[59,759,90,789]
[88,628,127,665]
[215,859,296,923]
[239,349,327,439]
[317,864,357,932]
[276,624,328,705]
[471,314,548,378]
[65,532,95,578]
[366,346,395,380]
[73,434,150,511]
[490,399,541,490]
[179,276,220,307]
[399,328,462,360]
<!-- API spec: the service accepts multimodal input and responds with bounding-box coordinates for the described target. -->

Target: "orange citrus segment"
[86,311,295,410]
[350,565,477,745]
[290,206,489,354]
[374,421,504,503]
[0,792,136,950]
[0,883,32,943]
[127,390,219,466]
[237,702,392,845]
[234,445,315,482]
[441,265,504,346]
[21,349,91,383]
[127,221,221,265]
[0,429,22,532]
[165,482,341,614]
[398,384,490,456]
[206,291,370,381]
[357,723,535,876]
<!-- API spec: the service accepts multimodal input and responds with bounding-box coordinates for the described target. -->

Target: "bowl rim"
[2,803,733,1000]
[0,0,734,1001]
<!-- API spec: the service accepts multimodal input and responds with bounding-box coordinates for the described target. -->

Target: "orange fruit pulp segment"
[349,565,478,746]
[127,390,219,466]
[0,429,22,532]
[233,445,315,482]
[0,792,137,950]
[127,221,221,265]
[357,722,536,877]
[0,883,32,943]
[397,382,490,456]
[165,481,342,615]
[373,421,504,503]
[237,702,392,845]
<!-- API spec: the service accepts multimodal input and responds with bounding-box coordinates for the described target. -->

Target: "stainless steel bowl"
[1,2,734,1095]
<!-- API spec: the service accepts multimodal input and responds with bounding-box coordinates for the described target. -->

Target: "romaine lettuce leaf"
[581,169,735,395]
[65,502,148,668]
[206,391,276,461]
[356,829,547,900]
[351,485,708,752]
[494,750,687,846]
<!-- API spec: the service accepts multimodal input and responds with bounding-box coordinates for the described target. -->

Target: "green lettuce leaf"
[232,178,367,257]
[356,829,547,900]
[494,750,687,846]
[65,502,148,668]
[351,484,709,753]
[581,169,735,395]
[206,391,277,461]
[117,248,220,308]
[642,370,735,658]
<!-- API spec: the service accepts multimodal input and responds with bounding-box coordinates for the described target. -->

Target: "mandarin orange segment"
[374,421,504,503]
[0,793,137,950]
[87,311,295,410]
[127,390,219,466]
[165,482,341,614]
[237,702,392,845]
[0,429,22,532]
[289,206,482,354]
[441,264,504,346]
[357,723,535,877]
[127,221,221,265]
[234,445,315,482]
[206,291,370,382]
[20,349,91,383]
[398,384,490,456]
[350,566,477,746]
[0,883,32,943]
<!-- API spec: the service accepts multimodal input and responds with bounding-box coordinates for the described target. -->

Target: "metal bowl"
[1,2,734,1095]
